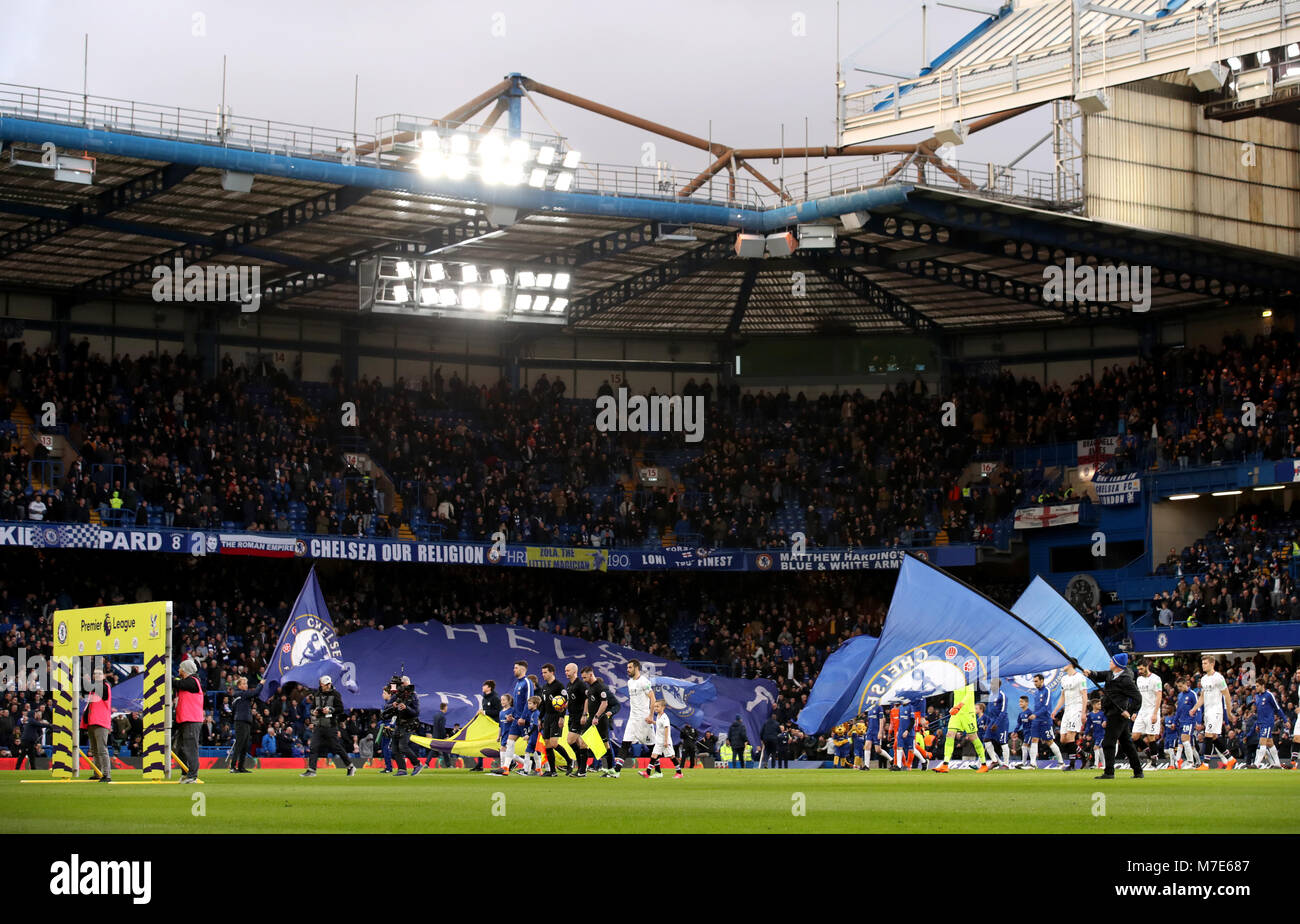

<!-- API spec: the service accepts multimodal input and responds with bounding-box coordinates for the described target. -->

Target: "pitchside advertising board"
[0,522,977,571]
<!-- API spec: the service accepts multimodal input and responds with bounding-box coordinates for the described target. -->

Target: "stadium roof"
[0,81,1296,338]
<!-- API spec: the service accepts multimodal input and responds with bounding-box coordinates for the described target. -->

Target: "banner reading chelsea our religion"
[2,522,976,571]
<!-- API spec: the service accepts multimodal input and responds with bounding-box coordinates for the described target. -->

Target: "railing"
[0,80,1085,210]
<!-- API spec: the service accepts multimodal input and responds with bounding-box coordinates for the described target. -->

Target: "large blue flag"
[816,555,1073,719]
[795,635,880,735]
[260,567,345,700]
[1001,577,1109,713]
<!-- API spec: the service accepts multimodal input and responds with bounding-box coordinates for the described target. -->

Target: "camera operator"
[301,675,355,778]
[381,675,423,776]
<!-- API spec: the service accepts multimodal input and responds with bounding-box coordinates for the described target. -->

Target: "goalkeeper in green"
[933,683,990,773]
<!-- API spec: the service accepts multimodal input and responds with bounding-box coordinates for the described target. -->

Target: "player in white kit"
[613,659,656,777]
[1194,655,1236,770]
[1053,663,1087,770]
[1130,660,1163,769]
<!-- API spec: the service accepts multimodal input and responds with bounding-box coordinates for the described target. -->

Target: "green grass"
[2,767,1297,834]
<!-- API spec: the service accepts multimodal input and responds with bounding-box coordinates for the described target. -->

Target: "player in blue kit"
[1252,680,1282,769]
[1084,699,1106,769]
[496,660,534,776]
[1173,677,1201,769]
[1027,674,1064,768]
[984,685,1011,768]
[861,705,885,770]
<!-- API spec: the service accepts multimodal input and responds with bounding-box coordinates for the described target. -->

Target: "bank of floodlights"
[363,255,570,324]
[414,128,580,191]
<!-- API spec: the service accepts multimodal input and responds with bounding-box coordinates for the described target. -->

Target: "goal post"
[50,601,173,779]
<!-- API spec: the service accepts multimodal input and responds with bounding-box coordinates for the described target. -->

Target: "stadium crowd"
[3,328,1299,557]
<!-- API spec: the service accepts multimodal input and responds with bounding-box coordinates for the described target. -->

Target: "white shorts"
[1061,712,1084,734]
[1203,709,1223,736]
[622,716,655,747]
[1132,714,1161,737]
[651,745,675,758]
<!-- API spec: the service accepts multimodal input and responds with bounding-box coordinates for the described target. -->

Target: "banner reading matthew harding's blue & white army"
[798,554,1073,732]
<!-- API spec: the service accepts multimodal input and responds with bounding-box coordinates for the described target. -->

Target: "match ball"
[551,694,567,711]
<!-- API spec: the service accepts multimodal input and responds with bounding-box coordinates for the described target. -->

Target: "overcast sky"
[2,0,1055,190]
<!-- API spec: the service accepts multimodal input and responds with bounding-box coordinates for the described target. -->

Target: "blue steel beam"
[0,116,912,233]
[0,162,197,259]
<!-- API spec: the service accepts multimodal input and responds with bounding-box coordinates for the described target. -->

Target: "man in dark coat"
[727,715,749,769]
[1072,651,1144,780]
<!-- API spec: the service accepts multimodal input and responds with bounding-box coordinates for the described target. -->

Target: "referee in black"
[538,663,566,777]
[229,674,262,773]
[1071,651,1144,780]
[579,666,615,777]
[564,662,590,776]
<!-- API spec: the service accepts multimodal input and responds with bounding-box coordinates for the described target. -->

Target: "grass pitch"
[1,767,1296,834]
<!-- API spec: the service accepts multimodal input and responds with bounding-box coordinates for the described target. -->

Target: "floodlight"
[450,132,471,155]
[483,288,503,312]
[438,288,458,307]
[461,287,481,309]
[1227,56,1242,70]
[1258,49,1271,65]
[553,272,570,290]
[509,139,531,162]
[533,295,550,312]
[562,149,582,168]
[393,284,409,303]
[490,268,509,286]
[462,264,480,283]
[446,156,469,180]
[529,168,548,187]
[554,172,573,191]
[537,145,557,166]
[518,271,536,288]
[515,293,533,311]
[395,261,413,279]
[536,272,553,288]
[420,287,437,306]
[550,297,567,313]
[422,262,446,283]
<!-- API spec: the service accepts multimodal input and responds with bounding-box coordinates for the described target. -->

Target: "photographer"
[381,675,423,776]
[301,675,355,778]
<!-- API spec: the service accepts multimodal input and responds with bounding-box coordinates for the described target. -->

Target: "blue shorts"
[1257,720,1276,738]
[987,726,1008,745]
[1178,723,1195,737]
[526,731,539,752]
[1030,720,1054,741]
